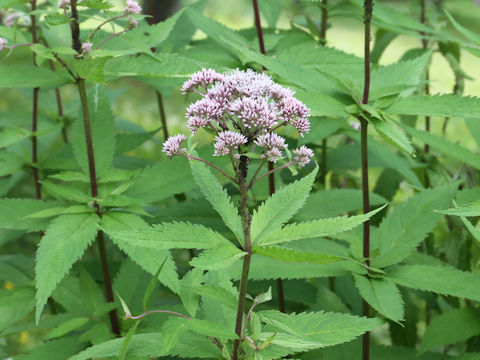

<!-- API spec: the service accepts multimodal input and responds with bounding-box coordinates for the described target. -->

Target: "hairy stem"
[187,155,237,184]
[233,156,253,360]
[88,14,125,41]
[361,1,373,360]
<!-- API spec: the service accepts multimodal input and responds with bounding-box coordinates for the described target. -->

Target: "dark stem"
[30,0,41,199]
[97,232,121,336]
[420,0,430,153]
[319,0,328,186]
[233,156,253,360]
[71,1,119,335]
[361,1,373,360]
[276,278,285,313]
[156,91,169,140]
[252,0,266,55]
[48,60,68,143]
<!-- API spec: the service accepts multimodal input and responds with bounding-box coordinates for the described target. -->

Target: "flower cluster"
[162,134,187,158]
[163,68,314,168]
[124,0,142,15]
[0,37,7,51]
[81,42,92,53]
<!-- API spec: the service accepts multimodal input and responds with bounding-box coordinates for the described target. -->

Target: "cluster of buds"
[81,42,92,53]
[58,0,70,9]
[124,0,142,15]
[163,68,314,173]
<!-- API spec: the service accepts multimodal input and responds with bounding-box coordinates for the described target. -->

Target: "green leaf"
[437,202,480,217]
[41,181,92,203]
[258,205,386,246]
[0,127,30,148]
[0,288,35,332]
[44,317,90,339]
[0,199,62,231]
[25,205,93,219]
[372,184,457,268]
[123,157,195,203]
[294,90,348,118]
[353,275,404,323]
[35,213,99,323]
[445,10,480,47]
[251,166,318,245]
[389,264,480,301]
[119,320,140,360]
[295,189,387,220]
[371,119,414,155]
[387,94,480,119]
[253,246,345,265]
[190,155,243,244]
[104,221,229,250]
[78,0,113,9]
[72,85,115,177]
[258,310,382,350]
[14,337,84,360]
[399,123,480,170]
[369,52,431,100]
[102,212,179,294]
[142,257,168,311]
[179,268,203,317]
[115,128,159,154]
[170,317,238,340]
[0,65,72,88]
[45,13,71,25]
[419,308,480,353]
[190,245,246,271]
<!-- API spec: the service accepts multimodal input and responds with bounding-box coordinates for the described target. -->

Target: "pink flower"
[127,17,138,28]
[59,0,70,9]
[254,133,288,163]
[162,134,187,158]
[124,0,142,15]
[182,68,224,93]
[213,131,247,157]
[293,145,314,168]
[81,42,92,53]
[0,38,8,51]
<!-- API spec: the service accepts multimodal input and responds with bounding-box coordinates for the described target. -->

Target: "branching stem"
[187,155,237,184]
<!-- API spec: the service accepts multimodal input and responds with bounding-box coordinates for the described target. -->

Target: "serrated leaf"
[0,127,30,148]
[179,268,204,317]
[0,199,63,231]
[259,205,385,246]
[190,245,246,271]
[119,320,140,360]
[45,13,70,25]
[253,246,345,265]
[399,123,480,170]
[371,119,414,155]
[251,166,318,245]
[72,85,115,178]
[445,10,480,48]
[372,184,457,268]
[387,94,480,119]
[389,264,480,301]
[258,310,382,349]
[102,212,179,294]
[105,221,229,250]
[15,337,84,360]
[437,202,480,217]
[190,154,243,244]
[142,257,168,311]
[41,181,92,203]
[419,308,480,353]
[353,275,404,322]
[35,213,99,323]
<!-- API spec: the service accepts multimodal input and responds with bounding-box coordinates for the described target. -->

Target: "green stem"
[361,1,373,360]
[233,155,253,360]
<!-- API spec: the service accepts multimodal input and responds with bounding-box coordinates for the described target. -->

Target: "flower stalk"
[361,1,373,359]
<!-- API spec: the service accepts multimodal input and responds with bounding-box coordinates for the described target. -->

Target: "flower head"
[213,131,247,157]
[175,68,313,165]
[293,145,314,168]
[162,134,187,158]
[81,42,92,53]
[0,37,8,51]
[124,0,142,14]
[58,0,70,9]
